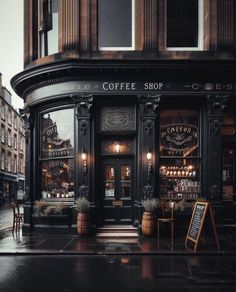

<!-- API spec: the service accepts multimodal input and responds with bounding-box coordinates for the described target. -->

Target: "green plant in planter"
[75,196,90,213]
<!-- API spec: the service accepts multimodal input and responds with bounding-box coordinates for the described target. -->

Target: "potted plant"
[75,196,91,236]
[141,197,160,236]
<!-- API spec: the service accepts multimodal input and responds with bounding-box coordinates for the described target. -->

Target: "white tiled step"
[96,232,139,238]
[98,225,138,233]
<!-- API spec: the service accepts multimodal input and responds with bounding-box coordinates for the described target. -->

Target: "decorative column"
[217,0,236,51]
[139,95,160,198]
[74,94,93,199]
[207,95,228,204]
[59,0,80,51]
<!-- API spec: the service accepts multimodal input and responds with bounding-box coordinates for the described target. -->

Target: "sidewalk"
[0,227,236,255]
[0,205,12,232]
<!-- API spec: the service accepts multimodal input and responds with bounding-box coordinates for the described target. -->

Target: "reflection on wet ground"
[0,229,236,254]
[1,230,236,291]
[0,254,236,291]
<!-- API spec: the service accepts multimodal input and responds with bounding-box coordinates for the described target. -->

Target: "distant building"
[0,73,25,204]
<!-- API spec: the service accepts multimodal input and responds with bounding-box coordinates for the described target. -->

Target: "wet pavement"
[0,254,236,291]
[1,208,236,291]
[0,228,236,291]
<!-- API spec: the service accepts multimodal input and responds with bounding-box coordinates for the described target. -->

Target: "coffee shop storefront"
[11,62,236,232]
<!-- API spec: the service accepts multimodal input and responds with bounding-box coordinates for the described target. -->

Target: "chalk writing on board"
[188,203,206,240]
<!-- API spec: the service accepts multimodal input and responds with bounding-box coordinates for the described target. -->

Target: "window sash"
[99,0,135,51]
[166,0,204,51]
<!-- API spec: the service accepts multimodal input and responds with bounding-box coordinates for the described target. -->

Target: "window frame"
[165,0,204,51]
[38,106,76,200]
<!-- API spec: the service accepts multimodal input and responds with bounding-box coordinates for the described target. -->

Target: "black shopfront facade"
[11,60,236,232]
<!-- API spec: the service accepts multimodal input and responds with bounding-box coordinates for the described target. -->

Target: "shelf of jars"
[160,165,197,178]
[41,190,75,200]
[160,177,201,200]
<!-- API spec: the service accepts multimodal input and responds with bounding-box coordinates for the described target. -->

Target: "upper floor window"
[13,155,17,173]
[8,129,11,147]
[99,0,135,51]
[38,0,59,57]
[14,115,17,129]
[166,0,203,51]
[7,152,11,172]
[1,125,5,144]
[8,108,12,125]
[1,102,5,120]
[1,150,5,170]
[14,134,17,149]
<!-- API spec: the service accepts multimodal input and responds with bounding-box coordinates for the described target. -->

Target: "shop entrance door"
[101,158,133,224]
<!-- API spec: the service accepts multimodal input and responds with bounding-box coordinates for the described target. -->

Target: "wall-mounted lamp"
[114,141,121,153]
[146,152,152,161]
[81,150,87,177]
[147,151,152,184]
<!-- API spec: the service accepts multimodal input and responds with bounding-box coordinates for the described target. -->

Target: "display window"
[159,109,201,204]
[39,108,75,199]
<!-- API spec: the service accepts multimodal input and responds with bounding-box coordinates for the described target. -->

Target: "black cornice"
[11,59,236,98]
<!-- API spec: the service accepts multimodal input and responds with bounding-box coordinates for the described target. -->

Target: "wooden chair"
[11,202,24,233]
[157,201,175,249]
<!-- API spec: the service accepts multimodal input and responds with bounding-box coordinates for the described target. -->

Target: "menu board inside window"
[159,110,200,203]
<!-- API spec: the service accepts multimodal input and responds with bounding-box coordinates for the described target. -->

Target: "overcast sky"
[0,0,24,111]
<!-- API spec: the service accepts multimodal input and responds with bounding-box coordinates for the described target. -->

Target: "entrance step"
[96,225,139,238]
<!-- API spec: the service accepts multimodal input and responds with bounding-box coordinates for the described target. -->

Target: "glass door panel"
[120,165,131,198]
[104,165,115,197]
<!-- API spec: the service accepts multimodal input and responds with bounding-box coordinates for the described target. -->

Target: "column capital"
[73,94,93,118]
[207,94,228,116]
[19,106,32,143]
[139,95,161,116]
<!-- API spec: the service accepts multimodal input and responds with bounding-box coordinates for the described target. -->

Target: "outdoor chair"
[11,202,23,233]
[157,201,175,249]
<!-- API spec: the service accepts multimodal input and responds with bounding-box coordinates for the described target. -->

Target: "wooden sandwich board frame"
[185,201,220,252]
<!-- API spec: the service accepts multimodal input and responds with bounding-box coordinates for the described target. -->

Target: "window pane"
[40,109,74,159]
[41,159,75,198]
[104,165,115,197]
[120,165,131,197]
[222,148,234,201]
[160,110,199,157]
[167,0,199,48]
[99,0,133,48]
[48,0,59,55]
[221,112,236,136]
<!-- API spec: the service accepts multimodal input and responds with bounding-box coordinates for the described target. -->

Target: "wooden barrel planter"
[77,212,91,236]
[142,211,157,237]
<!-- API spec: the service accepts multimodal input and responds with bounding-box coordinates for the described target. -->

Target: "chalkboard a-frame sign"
[185,201,220,252]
